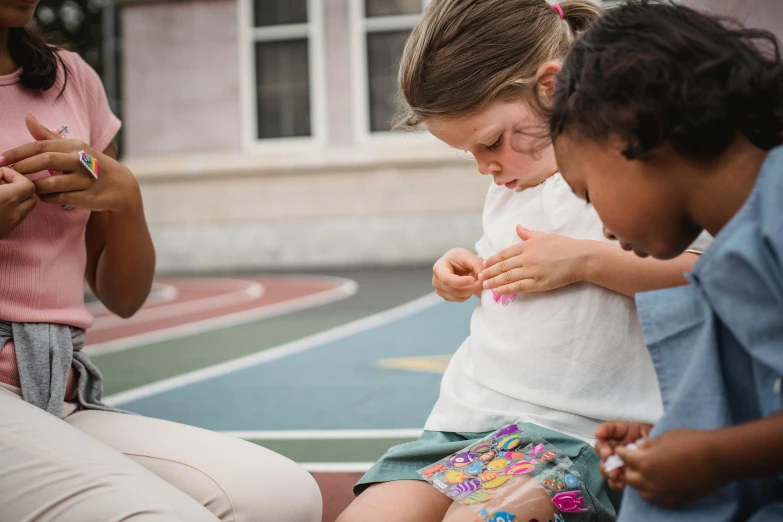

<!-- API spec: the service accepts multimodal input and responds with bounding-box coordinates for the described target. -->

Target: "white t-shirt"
[425,174,664,445]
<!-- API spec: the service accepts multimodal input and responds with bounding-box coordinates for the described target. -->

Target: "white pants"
[0,384,322,522]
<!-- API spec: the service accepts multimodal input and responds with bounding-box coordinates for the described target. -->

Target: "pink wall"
[122,0,241,156]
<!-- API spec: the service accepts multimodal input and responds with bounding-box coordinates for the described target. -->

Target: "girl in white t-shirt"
[338,2,707,522]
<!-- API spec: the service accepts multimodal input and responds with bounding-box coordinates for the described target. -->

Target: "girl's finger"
[623,468,645,489]
[1,139,86,166]
[442,273,478,288]
[482,266,530,289]
[482,244,524,270]
[25,114,62,141]
[495,278,536,295]
[595,421,631,442]
[435,289,460,302]
[480,255,525,282]
[7,175,35,201]
[17,196,36,218]
[34,173,92,195]
[615,446,644,469]
[437,282,480,300]
[608,478,626,491]
[433,275,472,294]
[40,190,99,211]
[13,151,80,176]
[458,255,484,276]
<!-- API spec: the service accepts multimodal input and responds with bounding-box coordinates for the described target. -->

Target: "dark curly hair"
[548,0,783,160]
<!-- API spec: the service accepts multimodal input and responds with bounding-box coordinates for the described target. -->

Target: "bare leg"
[442,476,560,522]
[337,480,454,522]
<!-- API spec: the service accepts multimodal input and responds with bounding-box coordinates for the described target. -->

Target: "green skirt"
[355,422,621,519]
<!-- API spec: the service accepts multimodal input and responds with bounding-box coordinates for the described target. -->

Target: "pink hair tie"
[552,3,564,20]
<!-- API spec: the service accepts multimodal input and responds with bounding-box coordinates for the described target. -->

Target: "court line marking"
[88,283,179,313]
[90,279,265,332]
[104,292,441,406]
[221,429,423,440]
[301,462,375,473]
[86,276,358,356]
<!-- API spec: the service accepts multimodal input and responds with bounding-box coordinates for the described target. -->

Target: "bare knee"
[338,480,452,522]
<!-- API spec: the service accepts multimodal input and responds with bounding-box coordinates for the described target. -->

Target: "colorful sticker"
[540,451,557,462]
[486,458,510,471]
[471,442,493,454]
[542,476,566,492]
[527,443,546,458]
[422,464,448,479]
[416,423,597,521]
[497,435,522,451]
[479,450,498,463]
[464,490,494,505]
[480,509,516,521]
[478,470,499,482]
[445,470,470,484]
[552,490,589,513]
[482,475,512,489]
[449,479,482,497]
[79,150,98,179]
[505,461,536,475]
[492,289,516,306]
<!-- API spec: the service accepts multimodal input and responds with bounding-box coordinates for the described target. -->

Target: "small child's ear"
[535,61,562,99]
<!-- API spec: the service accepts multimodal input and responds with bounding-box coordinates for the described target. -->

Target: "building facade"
[120,0,489,273]
[118,0,779,273]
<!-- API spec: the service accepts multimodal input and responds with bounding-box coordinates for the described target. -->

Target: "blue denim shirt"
[618,146,783,522]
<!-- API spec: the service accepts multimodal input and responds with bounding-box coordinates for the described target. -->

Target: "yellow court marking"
[378,354,452,374]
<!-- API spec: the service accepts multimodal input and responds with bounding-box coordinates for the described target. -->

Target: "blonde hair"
[397,0,601,129]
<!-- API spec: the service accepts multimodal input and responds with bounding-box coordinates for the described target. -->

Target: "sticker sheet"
[418,423,597,522]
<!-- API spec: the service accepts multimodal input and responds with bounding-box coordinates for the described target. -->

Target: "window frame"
[238,0,327,152]
[349,0,607,145]
[349,0,434,144]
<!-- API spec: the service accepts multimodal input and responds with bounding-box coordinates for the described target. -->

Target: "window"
[352,0,427,137]
[240,0,324,145]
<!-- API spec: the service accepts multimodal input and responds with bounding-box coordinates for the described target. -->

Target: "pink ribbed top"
[0,51,121,393]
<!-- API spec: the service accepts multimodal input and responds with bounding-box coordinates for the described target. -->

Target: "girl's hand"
[0,168,36,239]
[616,430,723,508]
[433,248,484,302]
[0,114,140,214]
[479,225,590,294]
[594,421,653,491]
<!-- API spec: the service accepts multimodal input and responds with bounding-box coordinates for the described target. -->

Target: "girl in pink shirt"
[0,3,321,521]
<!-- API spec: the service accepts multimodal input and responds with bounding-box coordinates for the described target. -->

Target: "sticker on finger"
[79,150,98,179]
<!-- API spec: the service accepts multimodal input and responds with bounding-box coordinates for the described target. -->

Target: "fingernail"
[0,156,5,166]
[483,260,488,267]
[483,281,489,289]
[477,272,484,281]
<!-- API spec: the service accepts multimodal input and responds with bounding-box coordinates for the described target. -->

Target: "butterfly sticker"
[492,289,516,306]
[527,443,545,459]
[53,125,69,138]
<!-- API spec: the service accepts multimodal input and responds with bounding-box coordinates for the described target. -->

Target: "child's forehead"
[426,102,527,146]
[426,116,499,149]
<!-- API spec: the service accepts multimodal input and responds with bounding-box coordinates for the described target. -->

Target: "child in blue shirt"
[546,1,783,520]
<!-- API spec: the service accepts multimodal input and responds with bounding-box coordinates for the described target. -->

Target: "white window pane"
[255,40,311,139]
[365,0,421,17]
[254,0,307,27]
[367,30,410,132]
